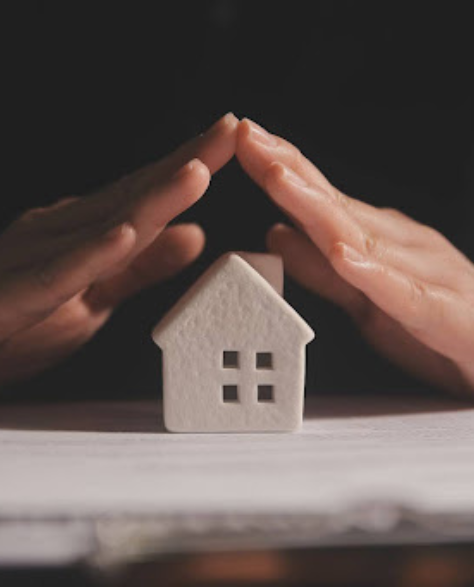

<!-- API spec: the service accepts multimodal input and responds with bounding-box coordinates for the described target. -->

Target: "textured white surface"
[1,394,474,519]
[1,394,474,563]
[152,253,314,432]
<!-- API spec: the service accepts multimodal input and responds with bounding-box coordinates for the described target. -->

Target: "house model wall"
[152,252,315,433]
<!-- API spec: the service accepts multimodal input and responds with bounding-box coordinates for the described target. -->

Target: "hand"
[0,113,238,386]
[236,118,474,396]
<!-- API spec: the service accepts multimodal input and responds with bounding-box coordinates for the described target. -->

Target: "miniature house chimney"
[235,252,283,296]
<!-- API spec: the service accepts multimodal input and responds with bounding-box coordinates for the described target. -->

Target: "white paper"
[1,393,474,564]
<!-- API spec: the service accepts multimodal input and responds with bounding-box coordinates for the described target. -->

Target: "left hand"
[0,113,238,387]
[236,118,474,396]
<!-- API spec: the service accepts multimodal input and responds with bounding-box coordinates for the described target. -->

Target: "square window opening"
[256,352,273,369]
[223,385,239,403]
[223,351,239,369]
[258,385,274,403]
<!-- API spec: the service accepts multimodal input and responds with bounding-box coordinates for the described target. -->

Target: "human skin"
[236,119,474,396]
[0,113,238,386]
[2,114,473,396]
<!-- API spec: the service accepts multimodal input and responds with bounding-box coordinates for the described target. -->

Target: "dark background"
[2,1,473,400]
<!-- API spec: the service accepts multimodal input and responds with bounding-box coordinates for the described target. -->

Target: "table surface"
[1,391,474,571]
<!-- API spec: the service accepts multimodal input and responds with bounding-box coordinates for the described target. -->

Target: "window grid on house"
[222,384,239,403]
[223,350,239,369]
[256,352,273,369]
[258,384,274,403]
[221,351,275,405]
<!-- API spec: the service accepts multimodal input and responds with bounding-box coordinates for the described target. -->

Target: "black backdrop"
[2,2,473,400]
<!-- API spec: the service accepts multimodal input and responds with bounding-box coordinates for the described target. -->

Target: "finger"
[0,294,110,386]
[267,223,366,312]
[0,223,136,340]
[90,113,238,217]
[240,121,473,308]
[159,111,239,176]
[27,113,238,236]
[118,158,209,252]
[236,118,335,199]
[237,119,438,248]
[330,243,474,365]
[84,223,205,310]
[264,161,366,257]
[3,158,210,276]
[263,161,473,293]
[267,224,470,395]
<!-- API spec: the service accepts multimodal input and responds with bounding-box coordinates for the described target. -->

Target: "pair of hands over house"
[0,113,473,395]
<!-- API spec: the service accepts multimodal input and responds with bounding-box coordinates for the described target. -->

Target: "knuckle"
[405,278,430,327]
[51,195,79,209]
[279,138,303,165]
[264,162,284,188]
[409,278,427,305]
[33,262,69,307]
[328,241,347,266]
[381,207,405,219]
[61,297,94,326]
[363,232,381,257]
[327,244,340,267]
[19,207,46,224]
[333,188,351,209]
[361,233,391,262]
[421,225,446,246]
[35,262,57,291]
[292,144,304,163]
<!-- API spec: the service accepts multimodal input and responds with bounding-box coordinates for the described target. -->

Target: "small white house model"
[152,252,314,433]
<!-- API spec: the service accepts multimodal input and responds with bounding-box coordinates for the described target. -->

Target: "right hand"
[236,118,474,396]
[0,113,238,387]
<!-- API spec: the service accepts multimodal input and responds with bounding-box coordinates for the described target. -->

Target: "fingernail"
[174,158,199,179]
[280,165,308,188]
[221,111,239,124]
[246,119,279,147]
[106,222,134,240]
[341,244,366,264]
[272,222,289,232]
[205,112,238,136]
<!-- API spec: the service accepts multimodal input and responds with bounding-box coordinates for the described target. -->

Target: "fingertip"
[95,223,137,276]
[176,158,211,204]
[237,118,261,152]
[266,227,280,254]
[177,222,206,255]
[206,112,239,144]
[178,158,210,181]
[212,113,239,157]
[161,223,206,269]
[106,222,137,250]
[266,222,288,247]
[220,112,239,130]
[238,118,253,143]
[267,222,303,255]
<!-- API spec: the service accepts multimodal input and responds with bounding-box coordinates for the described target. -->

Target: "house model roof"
[152,252,315,346]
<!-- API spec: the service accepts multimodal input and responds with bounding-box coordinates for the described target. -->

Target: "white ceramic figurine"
[152,252,314,433]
